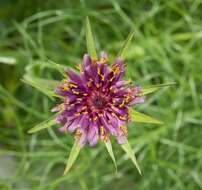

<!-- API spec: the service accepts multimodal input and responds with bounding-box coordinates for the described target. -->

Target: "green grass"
[0,0,202,190]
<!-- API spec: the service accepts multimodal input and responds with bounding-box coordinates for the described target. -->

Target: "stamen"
[97,67,105,81]
[69,83,78,88]
[96,83,101,88]
[127,79,132,84]
[125,96,131,101]
[100,125,104,135]
[63,86,69,90]
[100,58,106,64]
[77,98,83,101]
[110,76,115,82]
[119,116,127,120]
[111,112,116,117]
[119,100,125,107]
[82,111,88,115]
[74,112,80,116]
[97,67,101,75]
[100,75,104,81]
[72,90,80,95]
[81,106,87,110]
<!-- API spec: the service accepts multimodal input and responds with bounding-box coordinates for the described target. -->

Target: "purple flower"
[52,52,144,147]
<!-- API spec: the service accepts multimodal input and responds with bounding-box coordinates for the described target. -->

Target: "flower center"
[93,94,107,109]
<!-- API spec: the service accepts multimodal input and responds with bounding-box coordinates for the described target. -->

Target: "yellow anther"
[112,66,120,74]
[125,96,131,101]
[69,83,78,88]
[93,116,98,121]
[97,67,101,75]
[77,98,83,101]
[73,90,79,95]
[70,103,75,107]
[63,86,69,90]
[119,100,125,107]
[100,58,106,64]
[74,112,80,117]
[109,86,113,91]
[82,111,88,115]
[110,77,114,82]
[100,125,104,135]
[83,93,88,96]
[128,79,132,84]
[111,112,116,117]
[111,105,116,109]
[100,74,104,81]
[96,83,101,88]
[119,116,126,121]
[81,106,87,110]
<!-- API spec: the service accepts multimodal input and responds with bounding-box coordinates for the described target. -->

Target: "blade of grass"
[140,82,177,95]
[0,84,46,119]
[28,114,57,134]
[85,17,97,60]
[118,30,135,59]
[0,56,16,65]
[22,75,60,99]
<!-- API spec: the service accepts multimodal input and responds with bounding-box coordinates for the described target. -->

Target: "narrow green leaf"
[104,141,117,173]
[131,109,164,125]
[121,139,141,175]
[22,75,60,99]
[28,115,57,134]
[85,17,97,60]
[63,141,81,175]
[47,60,67,77]
[118,30,135,59]
[0,56,16,65]
[141,82,177,95]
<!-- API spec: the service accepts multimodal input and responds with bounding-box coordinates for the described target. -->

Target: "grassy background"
[0,0,202,189]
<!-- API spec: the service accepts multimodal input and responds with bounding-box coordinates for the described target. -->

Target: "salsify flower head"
[52,52,144,147]
[27,18,174,175]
